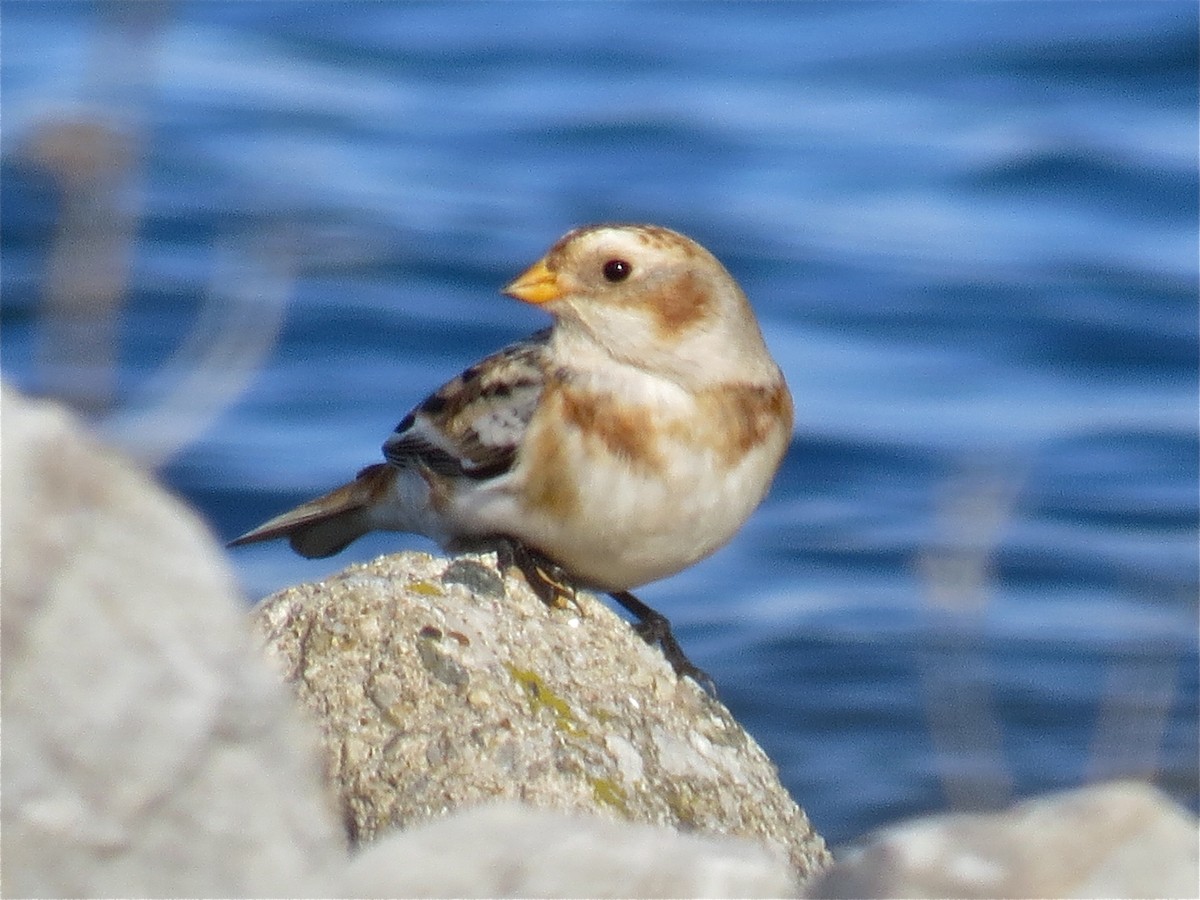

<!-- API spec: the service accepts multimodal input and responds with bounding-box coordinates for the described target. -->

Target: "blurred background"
[2,1,1196,845]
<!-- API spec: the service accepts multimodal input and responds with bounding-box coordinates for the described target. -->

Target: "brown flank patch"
[698,381,794,465]
[521,413,582,518]
[556,383,666,472]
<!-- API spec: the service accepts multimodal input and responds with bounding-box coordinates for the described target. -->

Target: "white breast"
[446,370,790,591]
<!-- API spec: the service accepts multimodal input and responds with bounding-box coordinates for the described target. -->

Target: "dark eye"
[602,258,632,282]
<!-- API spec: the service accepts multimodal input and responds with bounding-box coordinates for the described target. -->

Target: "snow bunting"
[230,223,793,685]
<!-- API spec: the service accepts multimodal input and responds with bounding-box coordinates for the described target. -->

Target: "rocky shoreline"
[4,383,1196,897]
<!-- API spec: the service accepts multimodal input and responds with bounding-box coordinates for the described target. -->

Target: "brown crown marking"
[543,223,702,273]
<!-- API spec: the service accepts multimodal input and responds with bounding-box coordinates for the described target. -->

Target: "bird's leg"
[501,539,716,694]
[608,590,716,695]
[502,539,577,611]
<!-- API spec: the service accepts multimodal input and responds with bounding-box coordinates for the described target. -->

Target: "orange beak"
[502,258,565,305]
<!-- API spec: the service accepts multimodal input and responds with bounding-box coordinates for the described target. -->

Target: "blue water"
[3,1,1196,844]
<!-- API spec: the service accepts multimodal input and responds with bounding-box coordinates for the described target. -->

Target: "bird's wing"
[382,329,550,480]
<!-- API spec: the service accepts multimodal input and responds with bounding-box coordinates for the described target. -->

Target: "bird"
[229,223,793,687]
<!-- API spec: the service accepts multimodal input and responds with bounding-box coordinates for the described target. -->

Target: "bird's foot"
[609,590,717,696]
[496,540,716,695]
[501,540,581,613]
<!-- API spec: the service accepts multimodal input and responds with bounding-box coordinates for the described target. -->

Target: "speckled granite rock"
[253,550,832,880]
[804,780,1200,899]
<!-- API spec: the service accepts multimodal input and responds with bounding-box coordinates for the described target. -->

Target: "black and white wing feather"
[382,330,550,480]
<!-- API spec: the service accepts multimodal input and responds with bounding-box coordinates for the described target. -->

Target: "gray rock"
[805,780,1200,899]
[254,549,832,880]
[1,386,344,898]
[12,383,1193,899]
[343,801,799,898]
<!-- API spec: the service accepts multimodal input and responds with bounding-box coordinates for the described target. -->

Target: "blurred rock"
[805,780,1200,899]
[343,801,798,898]
[1,385,343,897]
[254,549,832,880]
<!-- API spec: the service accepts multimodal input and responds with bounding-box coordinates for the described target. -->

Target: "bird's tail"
[227,463,397,559]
